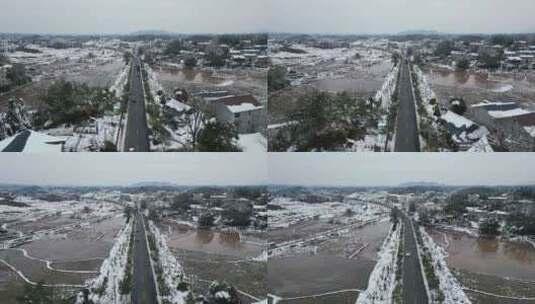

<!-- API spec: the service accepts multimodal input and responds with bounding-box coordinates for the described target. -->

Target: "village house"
[469,100,535,149]
[213,94,265,133]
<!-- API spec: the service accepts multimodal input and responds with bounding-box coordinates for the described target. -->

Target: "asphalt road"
[401,213,428,304]
[132,213,158,304]
[394,60,421,152]
[123,55,150,152]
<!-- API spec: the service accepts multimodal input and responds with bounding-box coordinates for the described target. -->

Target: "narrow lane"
[123,53,150,152]
[401,213,428,304]
[132,212,158,304]
[394,60,420,152]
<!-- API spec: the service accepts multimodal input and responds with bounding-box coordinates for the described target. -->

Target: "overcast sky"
[1,0,267,34]
[1,153,533,187]
[0,153,267,186]
[2,0,534,35]
[269,153,535,187]
[269,0,535,34]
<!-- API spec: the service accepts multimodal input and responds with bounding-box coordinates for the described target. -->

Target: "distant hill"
[128,30,176,36]
[397,181,448,188]
[396,30,443,36]
[128,181,179,188]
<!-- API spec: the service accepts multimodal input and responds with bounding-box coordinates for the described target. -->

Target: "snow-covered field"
[356,223,401,304]
[270,43,389,68]
[0,195,120,224]
[268,197,388,229]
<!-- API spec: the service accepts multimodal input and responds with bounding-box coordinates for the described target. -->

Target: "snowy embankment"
[419,227,471,304]
[356,223,401,304]
[349,62,397,152]
[145,65,164,97]
[76,217,132,304]
[413,65,437,117]
[375,64,399,110]
[110,64,130,98]
[148,221,191,304]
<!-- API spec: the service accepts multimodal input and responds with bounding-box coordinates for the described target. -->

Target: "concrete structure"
[213,94,265,134]
[470,100,535,150]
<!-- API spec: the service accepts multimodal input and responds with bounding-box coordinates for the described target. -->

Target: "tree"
[205,281,240,304]
[100,140,117,152]
[449,98,467,115]
[196,121,240,152]
[479,52,502,69]
[456,58,470,70]
[183,97,208,151]
[172,193,193,211]
[123,51,132,64]
[222,202,251,227]
[123,206,134,220]
[164,40,184,55]
[444,193,471,215]
[434,40,454,58]
[198,213,215,228]
[36,80,114,127]
[184,57,197,69]
[268,65,289,92]
[6,63,31,86]
[480,218,500,236]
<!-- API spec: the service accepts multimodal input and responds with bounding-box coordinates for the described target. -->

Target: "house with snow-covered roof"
[469,100,535,150]
[213,94,265,134]
[0,130,65,152]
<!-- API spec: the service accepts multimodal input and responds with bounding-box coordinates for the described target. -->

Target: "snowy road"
[132,212,158,304]
[394,60,420,152]
[123,54,150,152]
[401,212,428,304]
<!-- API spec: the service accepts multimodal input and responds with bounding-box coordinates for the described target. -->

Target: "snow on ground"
[148,221,191,304]
[0,196,120,225]
[434,224,478,238]
[110,64,130,98]
[467,135,494,152]
[268,197,388,229]
[356,223,401,304]
[419,227,471,304]
[59,115,121,152]
[76,218,132,304]
[145,64,164,96]
[441,111,476,129]
[414,65,437,117]
[238,133,267,152]
[166,99,191,112]
[492,84,514,93]
[270,42,388,68]
[348,134,386,152]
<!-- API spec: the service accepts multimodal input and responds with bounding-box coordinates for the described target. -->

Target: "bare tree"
[183,97,211,151]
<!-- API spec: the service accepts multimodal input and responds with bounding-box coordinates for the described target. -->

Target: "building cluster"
[146,37,268,69]
[415,38,535,70]
[417,191,534,231]
[169,191,268,230]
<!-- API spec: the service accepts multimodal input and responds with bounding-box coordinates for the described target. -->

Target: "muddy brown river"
[430,230,535,281]
[268,220,390,298]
